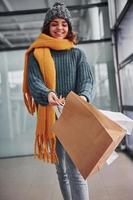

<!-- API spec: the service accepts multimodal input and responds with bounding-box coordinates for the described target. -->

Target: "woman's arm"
[76,50,95,102]
[28,52,52,106]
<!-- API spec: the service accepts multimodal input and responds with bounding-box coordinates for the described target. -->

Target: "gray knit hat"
[43,2,72,28]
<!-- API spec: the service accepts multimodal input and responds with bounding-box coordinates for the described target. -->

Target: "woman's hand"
[48,92,60,106]
[80,95,87,102]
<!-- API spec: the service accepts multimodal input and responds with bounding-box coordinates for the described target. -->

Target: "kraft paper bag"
[52,91,126,179]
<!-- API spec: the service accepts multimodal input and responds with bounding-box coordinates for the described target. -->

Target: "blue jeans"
[55,139,89,200]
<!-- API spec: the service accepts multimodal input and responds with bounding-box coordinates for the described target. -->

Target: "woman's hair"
[41,21,78,45]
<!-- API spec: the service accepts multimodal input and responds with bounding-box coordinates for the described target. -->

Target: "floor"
[0,152,133,200]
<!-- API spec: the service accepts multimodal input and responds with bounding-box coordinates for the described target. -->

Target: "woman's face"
[49,18,69,39]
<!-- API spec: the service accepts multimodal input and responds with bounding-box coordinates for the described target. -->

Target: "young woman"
[23,2,94,200]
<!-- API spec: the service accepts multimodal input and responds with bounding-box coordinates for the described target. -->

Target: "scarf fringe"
[24,93,35,115]
[34,135,58,163]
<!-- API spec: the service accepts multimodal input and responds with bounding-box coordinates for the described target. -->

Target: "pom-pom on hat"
[43,2,72,28]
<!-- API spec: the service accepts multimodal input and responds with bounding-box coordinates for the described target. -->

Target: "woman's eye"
[62,23,67,27]
[51,23,57,26]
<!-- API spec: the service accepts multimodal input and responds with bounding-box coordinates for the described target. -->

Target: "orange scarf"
[23,33,74,163]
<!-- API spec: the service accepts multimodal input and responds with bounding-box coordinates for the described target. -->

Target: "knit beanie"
[43,2,72,28]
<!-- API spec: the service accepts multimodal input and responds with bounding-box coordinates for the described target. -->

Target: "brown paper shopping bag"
[52,91,126,179]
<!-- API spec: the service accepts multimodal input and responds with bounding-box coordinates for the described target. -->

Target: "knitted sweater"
[28,47,94,106]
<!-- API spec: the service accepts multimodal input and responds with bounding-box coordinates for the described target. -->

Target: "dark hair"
[41,20,78,45]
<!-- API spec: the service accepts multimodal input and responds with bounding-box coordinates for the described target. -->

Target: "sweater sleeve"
[28,52,52,106]
[76,49,95,102]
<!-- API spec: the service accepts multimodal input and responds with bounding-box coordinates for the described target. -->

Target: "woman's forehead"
[51,18,67,23]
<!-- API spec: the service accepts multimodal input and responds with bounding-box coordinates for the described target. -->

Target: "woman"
[23,2,94,200]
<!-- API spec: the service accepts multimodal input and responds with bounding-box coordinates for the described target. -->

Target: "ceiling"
[0,0,108,50]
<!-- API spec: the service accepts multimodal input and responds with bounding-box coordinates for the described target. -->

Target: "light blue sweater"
[28,47,94,106]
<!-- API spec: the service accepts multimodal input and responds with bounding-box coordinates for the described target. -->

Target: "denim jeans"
[55,139,89,200]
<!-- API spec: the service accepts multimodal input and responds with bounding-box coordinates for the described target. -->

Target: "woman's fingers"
[48,92,60,105]
[48,92,65,106]
[80,95,87,101]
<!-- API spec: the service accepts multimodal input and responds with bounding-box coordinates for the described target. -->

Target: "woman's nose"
[57,24,62,29]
